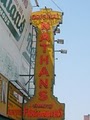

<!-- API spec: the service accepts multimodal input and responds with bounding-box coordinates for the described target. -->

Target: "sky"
[31,1,90,120]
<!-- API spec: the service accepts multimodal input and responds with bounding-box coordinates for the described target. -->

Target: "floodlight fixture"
[54,39,64,44]
[55,28,60,33]
[55,49,67,54]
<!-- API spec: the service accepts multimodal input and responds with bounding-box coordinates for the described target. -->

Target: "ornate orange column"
[23,8,65,120]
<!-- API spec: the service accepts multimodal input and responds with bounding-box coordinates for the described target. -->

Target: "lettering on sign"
[24,8,65,120]
[1,0,26,41]
[8,82,23,120]
[24,108,63,117]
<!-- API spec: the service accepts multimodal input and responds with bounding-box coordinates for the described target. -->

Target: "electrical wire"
[50,0,63,11]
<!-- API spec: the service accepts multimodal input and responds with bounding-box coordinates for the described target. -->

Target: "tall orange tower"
[23,8,65,120]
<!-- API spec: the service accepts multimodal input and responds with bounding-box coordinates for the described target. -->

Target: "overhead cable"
[50,0,63,11]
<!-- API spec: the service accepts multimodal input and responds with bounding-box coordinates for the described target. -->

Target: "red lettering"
[41,22,50,30]
[40,32,50,42]
[32,15,40,20]
[40,55,49,65]
[38,67,49,77]
[33,103,53,109]
[23,108,63,117]
[40,43,49,53]
[31,14,59,20]
[39,79,48,89]
[39,91,48,101]
[23,108,28,115]
[8,109,22,116]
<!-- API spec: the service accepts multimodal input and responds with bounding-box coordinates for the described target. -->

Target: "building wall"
[0,0,33,90]
[84,115,90,120]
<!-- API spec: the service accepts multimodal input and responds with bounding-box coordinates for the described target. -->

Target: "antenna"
[35,0,39,7]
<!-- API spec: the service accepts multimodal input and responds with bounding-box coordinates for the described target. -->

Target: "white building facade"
[0,0,36,95]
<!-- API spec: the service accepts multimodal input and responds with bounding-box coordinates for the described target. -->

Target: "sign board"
[8,82,23,120]
[24,8,65,120]
[0,0,32,49]
[0,73,8,117]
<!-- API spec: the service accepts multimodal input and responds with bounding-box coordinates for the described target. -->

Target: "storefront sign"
[8,82,23,120]
[24,8,65,120]
[0,0,26,41]
[0,0,32,47]
[8,100,22,120]
[0,74,8,117]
